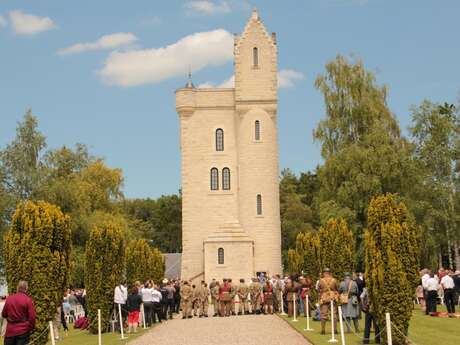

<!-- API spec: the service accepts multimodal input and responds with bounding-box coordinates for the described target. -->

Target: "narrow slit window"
[257,194,262,215]
[222,168,231,190]
[216,128,224,151]
[253,47,258,67]
[255,120,261,141]
[210,168,219,190]
[218,248,224,264]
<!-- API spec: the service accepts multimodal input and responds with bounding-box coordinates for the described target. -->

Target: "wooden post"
[49,321,56,345]
[386,313,393,345]
[118,303,126,339]
[304,295,313,331]
[280,291,286,315]
[338,305,346,345]
[328,300,338,343]
[141,303,147,329]
[292,293,298,322]
[98,309,102,345]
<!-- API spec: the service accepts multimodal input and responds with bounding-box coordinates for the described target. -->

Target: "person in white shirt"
[152,286,163,324]
[420,269,431,315]
[141,283,155,327]
[440,270,456,314]
[114,282,128,332]
[425,273,439,314]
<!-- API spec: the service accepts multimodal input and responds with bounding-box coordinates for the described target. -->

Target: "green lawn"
[280,305,459,345]
[1,324,154,345]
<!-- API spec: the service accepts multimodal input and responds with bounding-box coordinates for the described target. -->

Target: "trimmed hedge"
[4,201,71,345]
[85,220,125,333]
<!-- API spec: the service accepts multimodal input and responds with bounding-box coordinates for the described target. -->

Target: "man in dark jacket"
[1,281,36,345]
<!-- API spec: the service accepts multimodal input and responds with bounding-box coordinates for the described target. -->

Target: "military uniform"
[200,284,210,317]
[192,284,203,316]
[180,282,193,319]
[229,280,237,315]
[211,284,220,316]
[263,282,275,314]
[318,274,339,334]
[284,280,298,317]
[237,281,250,315]
[219,281,232,316]
[249,280,261,314]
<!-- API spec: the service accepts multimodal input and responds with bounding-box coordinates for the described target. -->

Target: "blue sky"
[0,0,459,199]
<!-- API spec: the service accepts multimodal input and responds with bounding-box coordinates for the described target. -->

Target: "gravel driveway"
[128,314,311,345]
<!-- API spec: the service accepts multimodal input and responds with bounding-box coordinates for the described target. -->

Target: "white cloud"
[198,69,304,89]
[58,33,138,56]
[99,29,234,87]
[278,69,304,88]
[0,15,7,28]
[184,1,231,15]
[9,10,56,35]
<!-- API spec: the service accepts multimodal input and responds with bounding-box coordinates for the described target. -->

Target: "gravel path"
[128,314,311,345]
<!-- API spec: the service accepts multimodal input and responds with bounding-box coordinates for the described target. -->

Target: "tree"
[126,239,154,285]
[317,218,354,278]
[3,201,71,344]
[150,195,182,253]
[85,220,125,333]
[0,110,46,200]
[314,56,416,267]
[365,194,419,345]
[150,247,165,284]
[409,101,460,268]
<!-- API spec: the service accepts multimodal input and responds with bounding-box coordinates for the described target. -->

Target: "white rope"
[27,325,51,345]
[390,321,422,345]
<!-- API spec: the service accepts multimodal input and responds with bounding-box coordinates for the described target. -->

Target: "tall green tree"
[85,220,125,334]
[4,201,71,345]
[409,101,460,268]
[314,55,416,267]
[125,239,154,285]
[365,194,419,345]
[0,110,46,200]
[317,218,354,278]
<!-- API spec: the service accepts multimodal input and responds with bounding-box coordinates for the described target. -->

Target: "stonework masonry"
[175,9,282,283]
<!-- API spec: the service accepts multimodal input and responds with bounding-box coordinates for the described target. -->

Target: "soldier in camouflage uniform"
[200,282,210,317]
[180,281,193,319]
[229,279,237,315]
[318,268,339,335]
[211,282,220,317]
[192,283,203,317]
[249,278,262,314]
[237,278,249,315]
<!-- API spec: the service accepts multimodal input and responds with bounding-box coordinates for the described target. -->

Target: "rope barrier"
[390,321,422,345]
[26,325,51,345]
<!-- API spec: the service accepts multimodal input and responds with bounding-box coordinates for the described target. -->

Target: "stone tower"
[175,8,282,282]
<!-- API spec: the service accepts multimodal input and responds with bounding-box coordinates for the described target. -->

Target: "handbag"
[340,281,353,304]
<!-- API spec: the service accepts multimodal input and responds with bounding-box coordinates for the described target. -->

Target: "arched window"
[216,128,224,151]
[210,168,219,190]
[255,120,261,141]
[218,248,224,264]
[253,47,258,67]
[257,194,263,215]
[222,167,231,190]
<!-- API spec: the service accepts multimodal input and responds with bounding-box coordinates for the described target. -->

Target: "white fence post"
[142,303,147,329]
[98,309,102,345]
[328,300,338,343]
[292,293,298,322]
[338,305,346,345]
[303,295,313,331]
[386,312,393,345]
[49,321,56,345]
[280,291,286,315]
[118,303,126,340]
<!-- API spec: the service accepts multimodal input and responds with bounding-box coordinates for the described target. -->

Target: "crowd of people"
[1,267,459,345]
[417,268,460,315]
